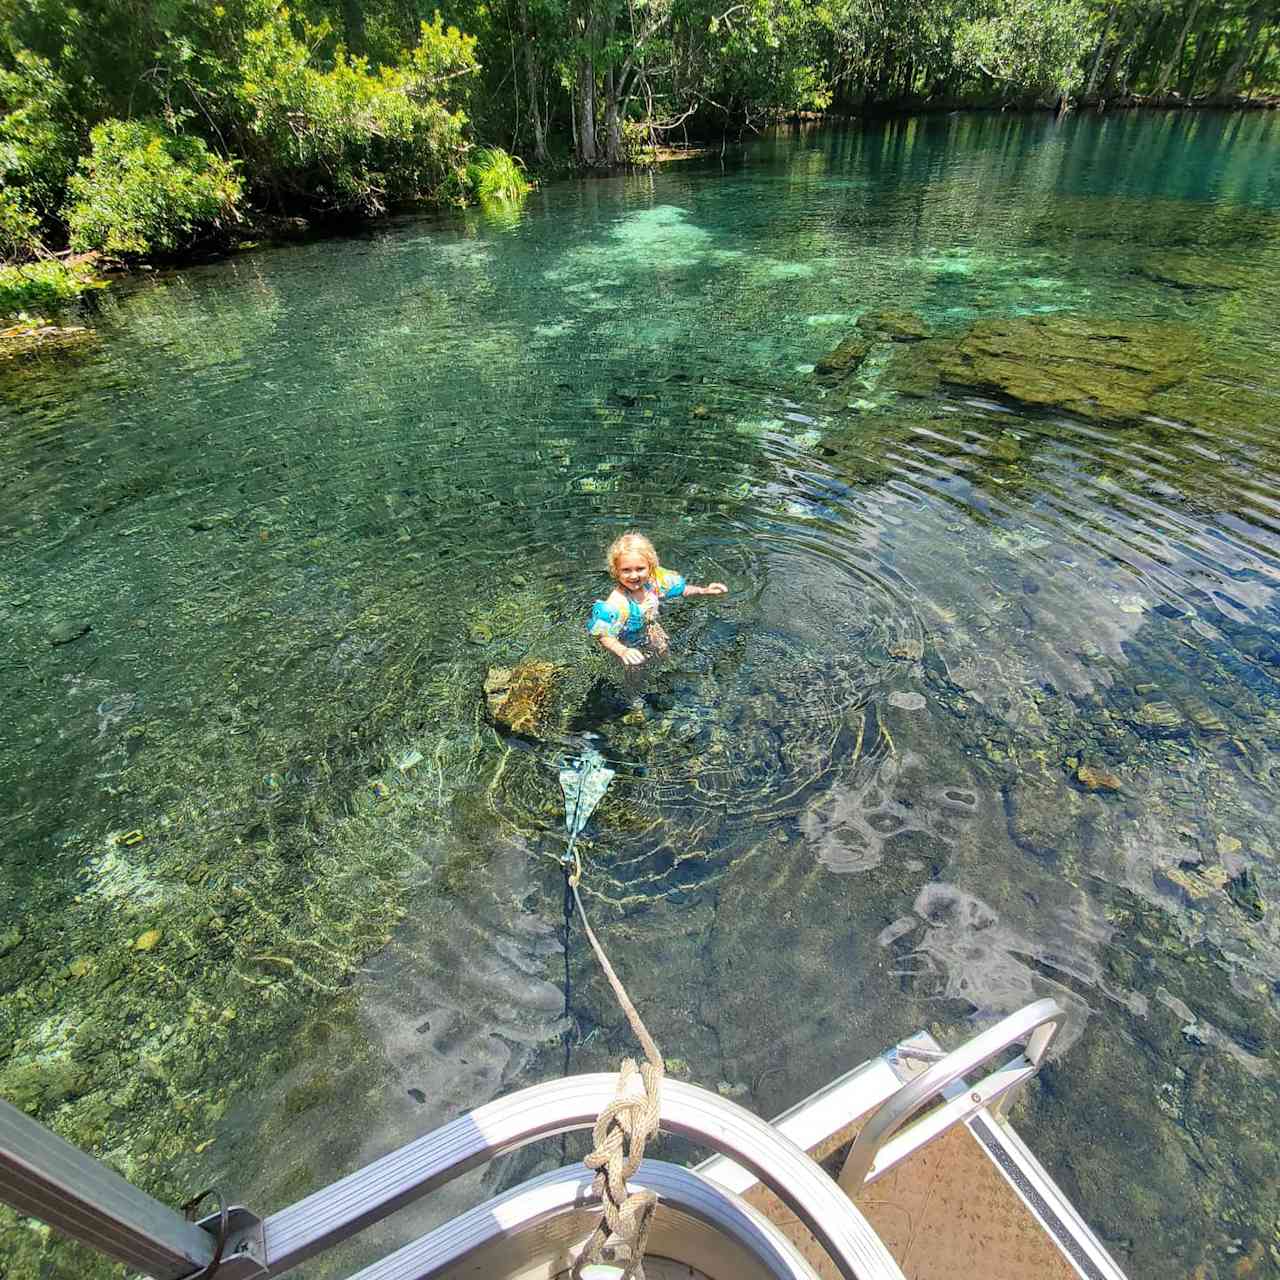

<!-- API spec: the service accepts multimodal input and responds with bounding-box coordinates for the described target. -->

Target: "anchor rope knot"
[569,879,665,1280]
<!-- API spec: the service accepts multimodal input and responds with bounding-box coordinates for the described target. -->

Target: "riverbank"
[815,90,1279,118]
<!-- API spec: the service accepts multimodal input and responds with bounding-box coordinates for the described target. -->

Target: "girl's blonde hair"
[606,531,659,580]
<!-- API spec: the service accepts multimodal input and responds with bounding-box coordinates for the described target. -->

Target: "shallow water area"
[3,110,1280,1280]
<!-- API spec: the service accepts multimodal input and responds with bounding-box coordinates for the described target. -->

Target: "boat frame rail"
[1,999,1072,1280]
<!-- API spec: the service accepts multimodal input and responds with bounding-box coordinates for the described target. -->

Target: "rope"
[560,873,574,1163]
[567,876,665,1280]
[179,1187,229,1279]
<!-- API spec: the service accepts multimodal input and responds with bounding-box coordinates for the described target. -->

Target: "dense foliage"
[0,0,1276,274]
[0,255,96,313]
[66,119,243,256]
[231,12,477,215]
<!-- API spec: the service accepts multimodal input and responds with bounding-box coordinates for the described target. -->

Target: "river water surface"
[3,111,1280,1280]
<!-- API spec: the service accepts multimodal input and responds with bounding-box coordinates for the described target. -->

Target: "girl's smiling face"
[616,552,651,592]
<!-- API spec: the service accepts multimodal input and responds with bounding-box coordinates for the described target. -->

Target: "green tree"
[229,11,476,215]
[952,0,1090,99]
[65,117,243,255]
[0,48,81,229]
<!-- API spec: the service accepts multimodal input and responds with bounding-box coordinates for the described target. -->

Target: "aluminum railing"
[838,997,1064,1193]
[1,1073,907,1280]
[342,1159,824,1280]
[2,1000,1067,1280]
[0,1095,219,1280]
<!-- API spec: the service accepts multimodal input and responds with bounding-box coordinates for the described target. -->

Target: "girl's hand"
[620,647,646,666]
[703,582,728,595]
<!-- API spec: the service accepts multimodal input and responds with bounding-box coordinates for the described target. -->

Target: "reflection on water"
[2,110,1279,1280]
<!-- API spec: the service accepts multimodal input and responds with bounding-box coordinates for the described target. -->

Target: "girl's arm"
[589,595,644,664]
[684,582,728,596]
[597,632,645,665]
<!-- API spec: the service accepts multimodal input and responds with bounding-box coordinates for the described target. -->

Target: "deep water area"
[3,109,1280,1279]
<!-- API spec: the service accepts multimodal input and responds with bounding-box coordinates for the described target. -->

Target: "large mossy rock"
[484,661,562,736]
[857,309,929,341]
[930,314,1203,423]
[880,339,945,399]
[1138,252,1254,292]
[814,335,872,386]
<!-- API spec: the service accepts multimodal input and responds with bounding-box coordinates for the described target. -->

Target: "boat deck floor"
[743,1123,1078,1280]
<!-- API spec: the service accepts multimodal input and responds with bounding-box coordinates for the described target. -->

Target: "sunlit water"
[3,110,1280,1279]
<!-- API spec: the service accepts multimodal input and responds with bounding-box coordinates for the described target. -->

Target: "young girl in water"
[587,532,728,668]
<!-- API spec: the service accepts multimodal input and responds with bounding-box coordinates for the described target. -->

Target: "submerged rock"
[1129,701,1188,738]
[484,661,562,736]
[880,340,944,399]
[1138,252,1253,292]
[0,321,96,361]
[813,335,872,386]
[857,309,929,341]
[1226,867,1265,921]
[888,639,924,661]
[887,691,926,711]
[1005,763,1083,860]
[1156,866,1214,906]
[1076,763,1122,792]
[6,1057,90,1112]
[1185,699,1229,734]
[928,314,1202,423]
[47,618,92,646]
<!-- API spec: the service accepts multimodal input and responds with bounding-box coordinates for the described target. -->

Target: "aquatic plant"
[466,147,531,202]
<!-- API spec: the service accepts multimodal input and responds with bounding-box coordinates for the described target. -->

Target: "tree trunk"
[1244,34,1277,96]
[902,57,915,100]
[342,0,366,56]
[874,44,895,106]
[1180,23,1218,97]
[1097,40,1124,100]
[518,0,547,163]
[576,57,597,164]
[1127,9,1169,93]
[1082,6,1116,100]
[1212,1,1269,101]
[1153,0,1203,96]
[1098,5,1140,101]
[603,65,623,165]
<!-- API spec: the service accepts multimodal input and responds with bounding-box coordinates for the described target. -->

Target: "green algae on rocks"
[857,309,930,342]
[1138,252,1256,292]
[814,334,873,386]
[928,314,1204,423]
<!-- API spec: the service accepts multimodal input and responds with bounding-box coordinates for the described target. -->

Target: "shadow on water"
[2,112,1280,1280]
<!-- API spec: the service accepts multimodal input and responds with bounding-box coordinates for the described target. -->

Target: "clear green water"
[3,110,1280,1278]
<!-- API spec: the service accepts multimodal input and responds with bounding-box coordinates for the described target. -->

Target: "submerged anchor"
[558,743,616,876]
